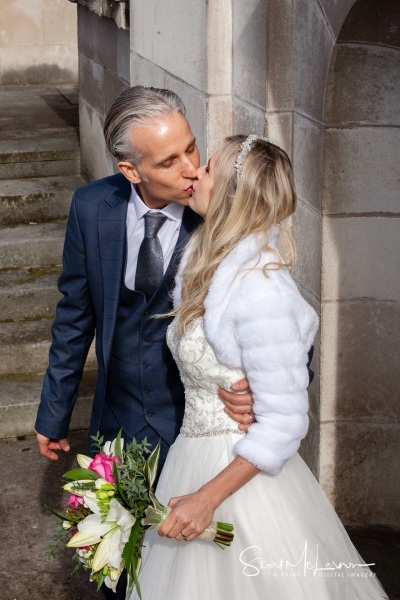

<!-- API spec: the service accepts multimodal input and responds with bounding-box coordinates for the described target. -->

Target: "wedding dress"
[130,317,388,600]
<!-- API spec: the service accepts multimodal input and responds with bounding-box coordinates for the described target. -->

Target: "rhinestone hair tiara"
[234,134,260,180]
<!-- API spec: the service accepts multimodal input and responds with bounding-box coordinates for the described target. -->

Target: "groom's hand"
[36,433,70,460]
[218,378,255,432]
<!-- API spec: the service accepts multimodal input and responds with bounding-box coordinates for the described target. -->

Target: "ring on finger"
[248,413,253,423]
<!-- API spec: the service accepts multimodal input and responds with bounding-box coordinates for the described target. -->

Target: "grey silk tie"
[135,212,168,301]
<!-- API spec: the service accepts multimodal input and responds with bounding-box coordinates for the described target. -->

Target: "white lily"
[103,437,124,457]
[82,490,101,514]
[77,453,92,469]
[105,566,123,592]
[67,498,135,577]
[67,513,110,548]
[63,480,93,494]
[92,499,135,572]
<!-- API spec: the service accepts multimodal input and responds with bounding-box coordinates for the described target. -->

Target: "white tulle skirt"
[130,433,388,600]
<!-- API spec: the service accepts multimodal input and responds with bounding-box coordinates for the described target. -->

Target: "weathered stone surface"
[0,370,96,438]
[265,111,293,158]
[320,420,400,527]
[293,113,324,212]
[207,0,232,96]
[323,127,400,215]
[293,0,335,123]
[321,301,400,420]
[0,0,43,48]
[322,216,400,301]
[74,0,129,29]
[208,96,233,157]
[299,411,320,479]
[0,221,66,270]
[44,0,79,47]
[78,53,106,115]
[292,200,322,300]
[0,266,62,322]
[325,45,400,126]
[267,0,294,111]
[78,5,129,75]
[0,319,96,376]
[233,0,267,108]
[267,0,334,122]
[0,175,82,226]
[79,100,117,181]
[0,85,79,133]
[130,0,207,92]
[163,75,207,160]
[0,431,100,599]
[233,98,265,138]
[0,43,78,85]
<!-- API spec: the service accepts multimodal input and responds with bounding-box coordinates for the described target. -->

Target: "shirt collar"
[130,183,184,222]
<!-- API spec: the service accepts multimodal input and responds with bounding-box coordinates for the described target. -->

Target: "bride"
[130,135,388,599]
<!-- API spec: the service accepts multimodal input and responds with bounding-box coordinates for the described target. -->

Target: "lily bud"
[76,454,92,469]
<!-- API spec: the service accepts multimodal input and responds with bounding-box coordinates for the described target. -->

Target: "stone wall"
[77,5,130,180]
[320,0,400,527]
[0,0,78,85]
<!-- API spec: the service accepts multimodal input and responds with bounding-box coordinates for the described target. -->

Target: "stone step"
[0,221,66,270]
[0,175,83,226]
[0,85,80,180]
[0,266,62,322]
[0,370,97,439]
[0,318,96,376]
[0,129,80,179]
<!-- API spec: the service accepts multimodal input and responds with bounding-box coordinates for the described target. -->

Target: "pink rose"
[68,494,84,507]
[88,453,118,483]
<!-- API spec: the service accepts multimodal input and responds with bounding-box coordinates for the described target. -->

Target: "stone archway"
[321,0,400,527]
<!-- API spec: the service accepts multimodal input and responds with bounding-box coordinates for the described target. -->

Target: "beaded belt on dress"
[180,427,245,438]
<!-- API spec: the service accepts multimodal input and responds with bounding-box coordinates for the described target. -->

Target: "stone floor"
[1,430,398,600]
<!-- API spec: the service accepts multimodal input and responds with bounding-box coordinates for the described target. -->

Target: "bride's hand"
[158,491,217,542]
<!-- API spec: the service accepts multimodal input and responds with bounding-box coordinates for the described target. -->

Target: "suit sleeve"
[35,193,96,439]
[233,291,318,475]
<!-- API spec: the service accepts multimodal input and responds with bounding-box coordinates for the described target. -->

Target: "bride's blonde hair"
[175,135,297,332]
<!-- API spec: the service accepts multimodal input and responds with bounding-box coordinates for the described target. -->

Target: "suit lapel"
[99,178,130,368]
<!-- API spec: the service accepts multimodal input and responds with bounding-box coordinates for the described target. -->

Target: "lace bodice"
[167,317,246,437]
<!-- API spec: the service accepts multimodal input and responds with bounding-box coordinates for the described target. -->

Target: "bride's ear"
[118,161,142,184]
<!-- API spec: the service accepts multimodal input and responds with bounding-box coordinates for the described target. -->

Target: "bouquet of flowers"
[47,432,234,598]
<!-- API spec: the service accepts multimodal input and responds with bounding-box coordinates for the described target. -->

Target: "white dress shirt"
[125,183,185,290]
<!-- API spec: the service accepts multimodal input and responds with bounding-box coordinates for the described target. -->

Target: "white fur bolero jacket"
[172,230,319,475]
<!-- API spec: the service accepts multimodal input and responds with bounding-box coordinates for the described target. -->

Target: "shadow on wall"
[0,65,76,86]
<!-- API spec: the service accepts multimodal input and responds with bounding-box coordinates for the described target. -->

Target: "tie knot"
[144,212,167,238]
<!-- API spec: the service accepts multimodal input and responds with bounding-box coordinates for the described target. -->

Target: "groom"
[35,86,253,472]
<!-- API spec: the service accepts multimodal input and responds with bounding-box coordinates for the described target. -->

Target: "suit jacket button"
[144,334,151,342]
[146,409,154,417]
[144,387,151,394]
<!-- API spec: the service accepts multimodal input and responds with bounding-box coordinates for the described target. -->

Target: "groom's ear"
[118,160,142,184]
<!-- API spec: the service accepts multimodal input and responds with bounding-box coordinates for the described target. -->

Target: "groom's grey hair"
[104,86,186,165]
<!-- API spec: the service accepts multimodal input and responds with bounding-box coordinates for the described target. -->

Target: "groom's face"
[118,111,200,210]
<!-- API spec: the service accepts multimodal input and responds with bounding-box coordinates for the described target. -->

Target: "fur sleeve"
[233,291,318,474]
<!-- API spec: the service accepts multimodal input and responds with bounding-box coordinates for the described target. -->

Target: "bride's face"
[189,148,221,217]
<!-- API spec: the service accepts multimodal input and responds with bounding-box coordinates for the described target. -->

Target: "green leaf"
[143,440,160,490]
[114,429,124,462]
[63,467,99,481]
[148,490,163,512]
[44,504,70,522]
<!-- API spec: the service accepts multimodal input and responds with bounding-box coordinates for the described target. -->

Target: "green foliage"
[46,521,71,561]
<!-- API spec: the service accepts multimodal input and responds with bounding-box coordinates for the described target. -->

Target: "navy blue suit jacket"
[35,174,201,442]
